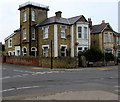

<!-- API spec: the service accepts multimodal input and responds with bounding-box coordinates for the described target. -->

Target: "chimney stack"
[88,18,92,30]
[102,20,105,24]
[55,11,62,18]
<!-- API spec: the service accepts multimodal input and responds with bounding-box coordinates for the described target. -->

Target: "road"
[1,63,119,100]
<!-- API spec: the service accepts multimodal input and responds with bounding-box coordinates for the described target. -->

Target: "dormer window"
[32,10,35,21]
[23,11,27,22]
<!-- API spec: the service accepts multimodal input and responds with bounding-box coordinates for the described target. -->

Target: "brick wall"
[39,57,78,68]
[0,56,5,63]
[5,56,78,68]
[6,56,39,66]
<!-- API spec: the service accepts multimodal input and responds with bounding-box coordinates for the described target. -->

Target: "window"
[43,27,48,39]
[61,46,67,57]
[8,51,12,56]
[31,47,37,56]
[32,28,35,40]
[78,27,82,38]
[78,47,82,52]
[43,47,49,57]
[109,33,113,42]
[23,29,26,40]
[118,37,120,45]
[61,26,66,38]
[84,27,87,39]
[84,47,88,51]
[32,10,35,21]
[104,33,108,43]
[22,47,27,56]
[8,38,12,48]
[23,11,27,22]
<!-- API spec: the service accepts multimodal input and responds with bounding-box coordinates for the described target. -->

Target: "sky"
[0,0,119,44]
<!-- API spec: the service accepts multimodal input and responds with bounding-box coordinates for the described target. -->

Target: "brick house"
[90,19,117,56]
[5,1,91,58]
[115,32,120,57]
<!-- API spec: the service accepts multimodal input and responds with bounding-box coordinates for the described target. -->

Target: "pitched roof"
[91,23,110,34]
[36,15,84,27]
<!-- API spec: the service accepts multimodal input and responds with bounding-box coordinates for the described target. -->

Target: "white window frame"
[8,38,12,48]
[77,26,82,39]
[43,26,49,39]
[42,45,49,57]
[60,45,67,57]
[117,37,120,45]
[84,27,88,39]
[32,28,35,40]
[109,33,113,43]
[23,29,27,40]
[8,51,13,56]
[31,47,37,56]
[22,47,27,56]
[23,11,27,22]
[60,25,66,38]
[76,23,89,39]
[32,10,35,21]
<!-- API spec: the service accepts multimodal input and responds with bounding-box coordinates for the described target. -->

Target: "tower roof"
[18,1,49,11]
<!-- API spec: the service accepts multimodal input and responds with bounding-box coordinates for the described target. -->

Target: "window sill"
[61,37,66,39]
[43,38,48,40]
[8,46,12,48]
[32,39,36,40]
[23,20,27,23]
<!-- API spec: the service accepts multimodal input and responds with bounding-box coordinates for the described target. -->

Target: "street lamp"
[50,40,53,69]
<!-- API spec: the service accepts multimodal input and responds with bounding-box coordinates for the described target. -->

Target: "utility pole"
[51,40,53,69]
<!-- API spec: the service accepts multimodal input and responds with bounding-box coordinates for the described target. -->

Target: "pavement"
[25,90,118,100]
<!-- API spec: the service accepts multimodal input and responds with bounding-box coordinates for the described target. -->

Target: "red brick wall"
[6,57,39,66]
[0,56,5,63]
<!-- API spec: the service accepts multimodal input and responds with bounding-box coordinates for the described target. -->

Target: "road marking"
[12,75,22,78]
[1,86,41,93]
[2,76,11,79]
[22,74,29,76]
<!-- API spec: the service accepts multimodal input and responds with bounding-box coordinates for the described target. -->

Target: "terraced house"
[5,1,90,57]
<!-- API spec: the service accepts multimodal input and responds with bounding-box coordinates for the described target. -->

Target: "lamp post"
[51,40,53,69]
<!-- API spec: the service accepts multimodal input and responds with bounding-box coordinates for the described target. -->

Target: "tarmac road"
[1,63,119,100]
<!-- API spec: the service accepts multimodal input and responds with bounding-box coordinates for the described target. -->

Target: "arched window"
[22,47,27,56]
[31,47,37,56]
[32,10,35,21]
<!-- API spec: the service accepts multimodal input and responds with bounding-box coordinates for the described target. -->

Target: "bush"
[78,47,104,62]
[105,53,115,62]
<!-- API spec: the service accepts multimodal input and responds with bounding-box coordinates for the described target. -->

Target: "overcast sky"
[0,0,119,44]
